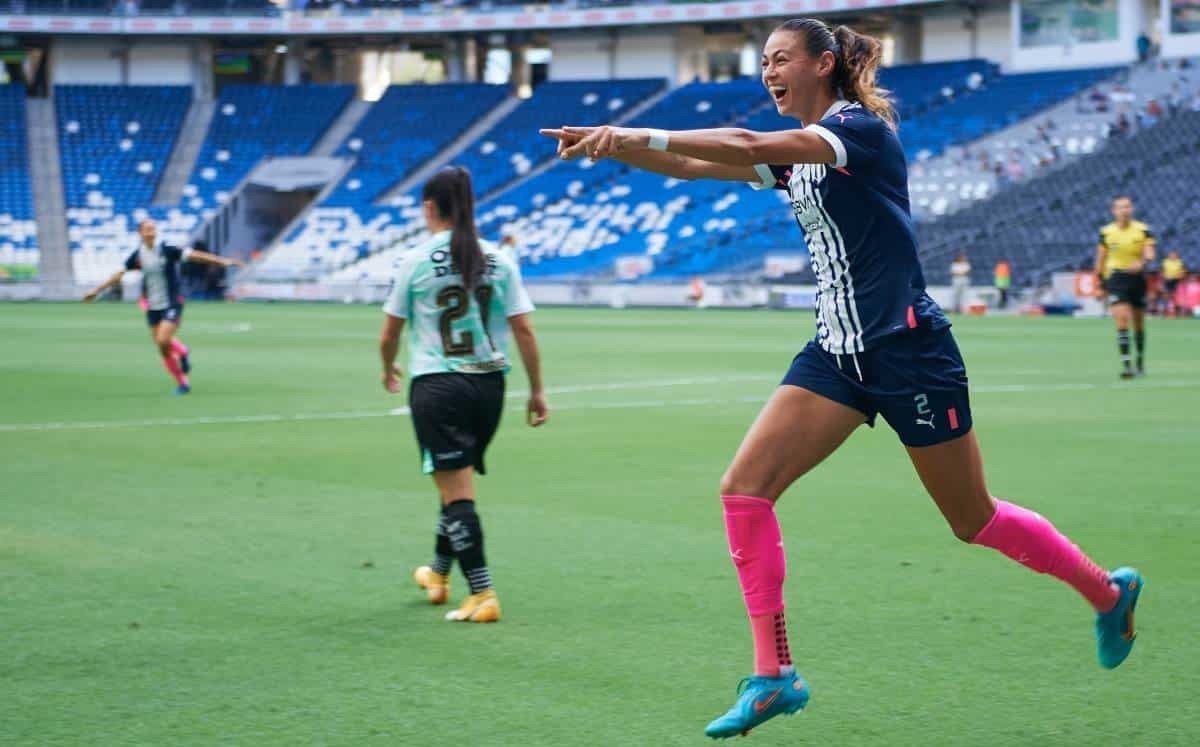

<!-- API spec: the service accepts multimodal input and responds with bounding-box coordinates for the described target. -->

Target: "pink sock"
[723,495,793,676]
[973,499,1119,612]
[161,354,188,387]
[170,338,189,357]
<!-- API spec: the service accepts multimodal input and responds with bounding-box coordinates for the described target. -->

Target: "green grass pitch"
[2,303,1198,745]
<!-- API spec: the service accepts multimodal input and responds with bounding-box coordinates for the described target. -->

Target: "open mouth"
[769,86,788,104]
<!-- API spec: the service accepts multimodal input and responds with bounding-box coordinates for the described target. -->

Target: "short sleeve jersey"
[1098,221,1154,277]
[382,230,535,378]
[124,243,192,310]
[749,100,947,354]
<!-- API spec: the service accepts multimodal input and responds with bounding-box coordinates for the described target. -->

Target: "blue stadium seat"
[0,85,37,280]
[184,84,355,212]
[56,84,194,283]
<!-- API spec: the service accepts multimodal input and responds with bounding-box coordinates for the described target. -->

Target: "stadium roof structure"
[0,0,941,36]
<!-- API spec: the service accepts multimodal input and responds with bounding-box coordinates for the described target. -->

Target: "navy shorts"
[146,305,183,327]
[782,326,973,448]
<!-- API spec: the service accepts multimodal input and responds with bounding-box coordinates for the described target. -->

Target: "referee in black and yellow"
[1095,195,1156,379]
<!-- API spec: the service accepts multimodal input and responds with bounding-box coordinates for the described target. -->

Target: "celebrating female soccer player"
[542,18,1143,739]
[1095,196,1155,378]
[379,166,548,624]
[82,219,241,394]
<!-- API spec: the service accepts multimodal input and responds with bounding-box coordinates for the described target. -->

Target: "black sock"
[1134,330,1145,370]
[432,505,454,576]
[443,499,492,594]
[1117,330,1131,369]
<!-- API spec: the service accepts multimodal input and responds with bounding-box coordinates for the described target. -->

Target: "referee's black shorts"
[409,372,505,475]
[1105,271,1147,309]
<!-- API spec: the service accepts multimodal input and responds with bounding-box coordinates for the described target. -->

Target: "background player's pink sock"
[722,495,792,676]
[972,499,1118,612]
[161,354,188,387]
[170,338,189,357]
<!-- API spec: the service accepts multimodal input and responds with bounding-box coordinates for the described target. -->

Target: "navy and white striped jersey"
[125,243,192,311]
[750,100,948,354]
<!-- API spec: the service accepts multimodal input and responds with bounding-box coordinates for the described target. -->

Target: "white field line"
[0,378,1194,433]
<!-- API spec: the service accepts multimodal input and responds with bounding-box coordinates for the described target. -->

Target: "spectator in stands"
[1142,98,1164,127]
[950,252,971,313]
[1136,32,1152,63]
[1111,113,1132,138]
[994,259,1012,309]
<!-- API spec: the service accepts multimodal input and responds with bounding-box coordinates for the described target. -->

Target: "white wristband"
[647,129,669,152]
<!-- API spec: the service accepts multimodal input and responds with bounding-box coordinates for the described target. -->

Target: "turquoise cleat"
[175,384,191,395]
[704,669,810,739]
[1096,566,1143,669]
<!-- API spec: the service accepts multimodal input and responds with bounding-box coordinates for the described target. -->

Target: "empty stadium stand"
[917,109,1200,286]
[272,79,667,280]
[316,63,1127,284]
[6,56,1190,293]
[184,84,355,212]
[0,85,37,281]
[56,84,193,285]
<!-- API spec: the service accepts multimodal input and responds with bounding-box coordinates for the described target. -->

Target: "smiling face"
[761,29,835,121]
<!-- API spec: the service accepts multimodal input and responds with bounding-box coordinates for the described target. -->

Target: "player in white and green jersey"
[379,166,548,624]
[382,231,534,378]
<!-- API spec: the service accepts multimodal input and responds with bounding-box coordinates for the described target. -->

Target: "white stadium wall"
[51,40,123,84]
[550,30,679,82]
[920,3,1013,68]
[549,35,615,81]
[52,39,200,86]
[614,31,678,81]
[127,44,194,86]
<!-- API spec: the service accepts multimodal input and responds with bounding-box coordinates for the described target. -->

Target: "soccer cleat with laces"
[1096,566,1143,669]
[413,566,450,605]
[444,588,501,623]
[704,669,810,739]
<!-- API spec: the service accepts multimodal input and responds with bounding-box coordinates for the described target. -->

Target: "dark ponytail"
[422,166,485,289]
[777,18,895,129]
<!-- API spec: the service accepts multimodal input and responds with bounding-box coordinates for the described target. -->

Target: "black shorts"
[781,326,973,448]
[146,304,183,326]
[1105,272,1147,308]
[1163,279,1180,297]
[409,372,505,475]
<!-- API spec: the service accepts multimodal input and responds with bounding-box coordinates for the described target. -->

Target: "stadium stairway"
[25,98,71,294]
[309,98,373,157]
[153,96,217,207]
[378,93,523,204]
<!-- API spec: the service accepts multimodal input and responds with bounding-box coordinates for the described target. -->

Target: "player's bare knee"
[719,468,777,501]
[947,501,995,543]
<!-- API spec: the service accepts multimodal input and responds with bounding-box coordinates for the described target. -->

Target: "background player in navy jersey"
[380,167,548,623]
[83,219,241,394]
[543,18,1143,739]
